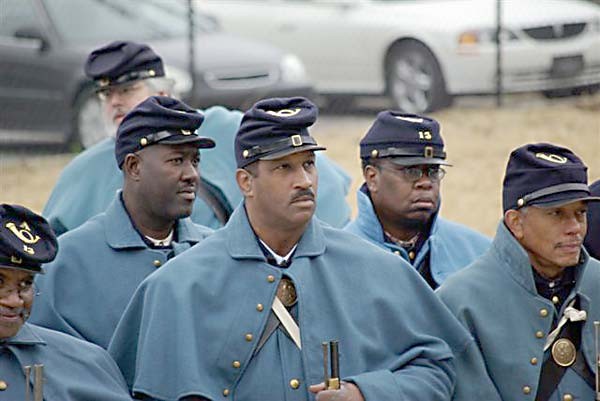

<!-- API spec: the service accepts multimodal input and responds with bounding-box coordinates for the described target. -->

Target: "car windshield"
[42,0,217,44]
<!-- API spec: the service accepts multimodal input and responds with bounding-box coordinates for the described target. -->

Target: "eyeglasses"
[380,164,446,182]
[97,82,144,101]
[0,280,36,299]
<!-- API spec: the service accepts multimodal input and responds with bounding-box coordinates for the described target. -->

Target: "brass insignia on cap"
[98,78,110,87]
[140,138,148,146]
[23,245,35,255]
[265,108,301,117]
[10,255,22,264]
[552,338,576,367]
[419,131,433,140]
[371,149,379,158]
[535,153,567,164]
[243,149,250,158]
[5,222,40,245]
[291,135,303,147]
[517,198,525,207]
[424,146,434,158]
[148,69,156,77]
[181,130,191,136]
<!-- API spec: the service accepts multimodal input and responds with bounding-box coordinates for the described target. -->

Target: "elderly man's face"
[508,201,588,276]
[241,151,318,232]
[99,80,156,130]
[0,268,35,339]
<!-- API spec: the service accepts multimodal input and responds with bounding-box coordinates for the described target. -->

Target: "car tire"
[72,87,110,149]
[386,41,452,113]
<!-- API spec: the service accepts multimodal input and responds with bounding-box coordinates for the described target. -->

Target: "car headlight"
[458,28,519,46]
[164,64,193,97]
[280,54,309,85]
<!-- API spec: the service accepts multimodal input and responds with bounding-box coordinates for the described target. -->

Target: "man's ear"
[504,209,524,239]
[123,153,142,181]
[236,168,253,197]
[364,165,380,193]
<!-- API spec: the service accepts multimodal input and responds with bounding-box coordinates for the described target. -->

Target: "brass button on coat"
[522,386,531,394]
[563,394,573,401]
[535,331,544,339]
[256,303,264,312]
[0,380,6,391]
[289,379,300,389]
[539,308,548,317]
[267,275,275,283]
[223,389,230,396]
[408,251,416,260]
[393,250,400,256]
[552,296,559,304]
[153,260,162,267]
[232,360,241,369]
[530,357,538,365]
[245,333,253,342]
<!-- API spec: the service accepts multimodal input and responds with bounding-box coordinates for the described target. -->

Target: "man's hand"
[309,381,365,401]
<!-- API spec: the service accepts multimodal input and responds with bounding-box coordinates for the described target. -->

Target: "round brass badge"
[551,338,576,367]
[277,277,297,307]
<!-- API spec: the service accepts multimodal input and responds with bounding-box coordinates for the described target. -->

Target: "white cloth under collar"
[259,239,297,266]
[145,230,174,247]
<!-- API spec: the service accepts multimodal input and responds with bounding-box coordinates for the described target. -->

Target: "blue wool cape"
[437,221,600,401]
[345,186,491,285]
[0,323,132,400]
[108,205,496,401]
[42,106,351,235]
[30,193,212,349]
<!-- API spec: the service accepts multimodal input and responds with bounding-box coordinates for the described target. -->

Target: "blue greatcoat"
[108,204,498,401]
[437,222,600,401]
[345,186,491,285]
[43,106,352,235]
[30,193,212,349]
[0,323,132,400]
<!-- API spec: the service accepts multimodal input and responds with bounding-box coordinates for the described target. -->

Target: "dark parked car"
[0,0,313,148]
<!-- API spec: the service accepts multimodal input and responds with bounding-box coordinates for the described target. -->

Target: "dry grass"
[1,94,599,237]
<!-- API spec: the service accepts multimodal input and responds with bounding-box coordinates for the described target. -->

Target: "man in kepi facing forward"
[109,97,488,401]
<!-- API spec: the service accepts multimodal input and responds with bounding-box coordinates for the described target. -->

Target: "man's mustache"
[291,189,315,202]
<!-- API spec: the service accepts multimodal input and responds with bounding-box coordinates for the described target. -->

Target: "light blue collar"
[226,203,326,261]
[103,191,205,249]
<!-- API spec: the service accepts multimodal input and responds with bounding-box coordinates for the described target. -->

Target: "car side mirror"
[14,27,50,52]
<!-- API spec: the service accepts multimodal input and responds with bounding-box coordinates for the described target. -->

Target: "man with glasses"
[345,112,490,289]
[0,204,133,400]
[43,41,352,236]
[30,96,213,349]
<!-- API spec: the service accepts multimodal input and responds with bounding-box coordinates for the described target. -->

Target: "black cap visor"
[260,144,326,161]
[387,156,451,166]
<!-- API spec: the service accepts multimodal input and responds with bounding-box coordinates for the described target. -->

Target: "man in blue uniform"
[345,112,490,289]
[0,204,133,400]
[108,97,496,401]
[583,179,600,259]
[30,96,213,349]
[43,41,351,235]
[437,143,600,401]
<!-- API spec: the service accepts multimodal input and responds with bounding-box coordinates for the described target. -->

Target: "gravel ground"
[1,93,599,237]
